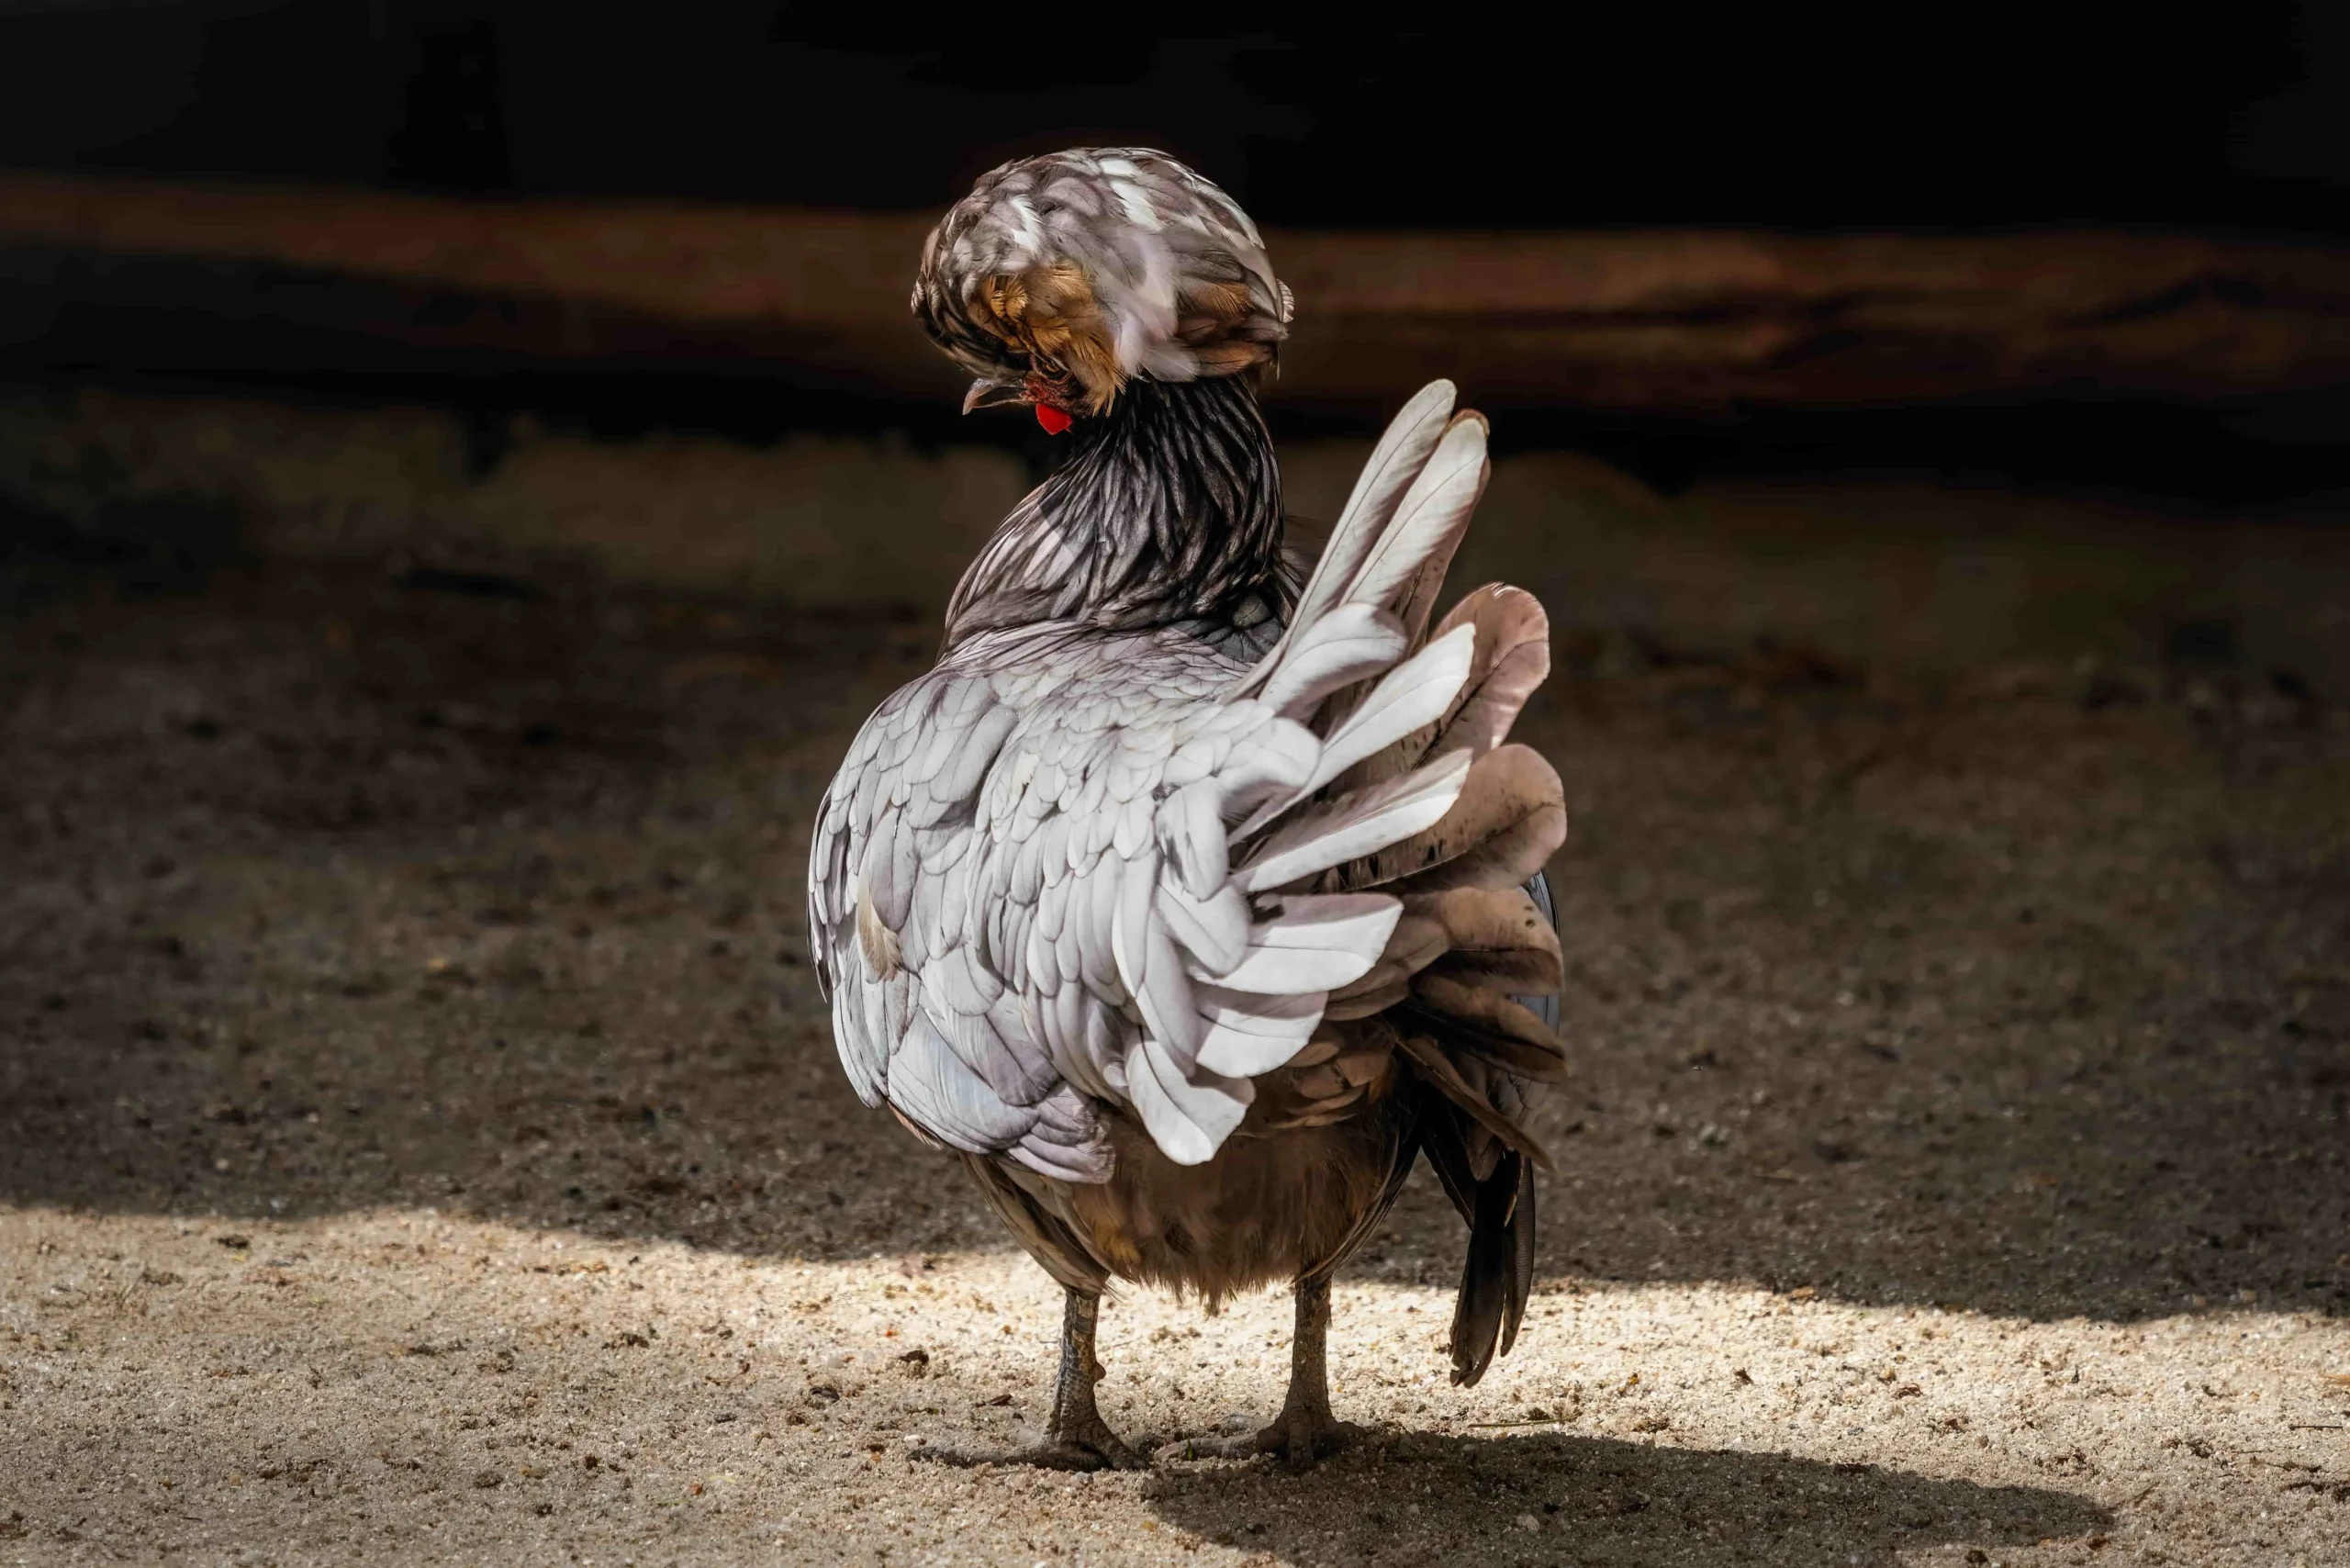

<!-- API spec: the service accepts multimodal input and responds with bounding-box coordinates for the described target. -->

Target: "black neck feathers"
[943,377,1286,649]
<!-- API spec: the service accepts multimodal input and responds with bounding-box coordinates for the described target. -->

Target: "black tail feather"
[1497,865,1550,1360]
[1424,1110,1534,1386]
[1501,1160,1535,1359]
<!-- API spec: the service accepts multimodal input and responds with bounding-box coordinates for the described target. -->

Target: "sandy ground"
[3,552,2348,1566]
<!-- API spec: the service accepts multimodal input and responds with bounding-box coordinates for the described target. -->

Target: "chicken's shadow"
[1146,1430,2109,1568]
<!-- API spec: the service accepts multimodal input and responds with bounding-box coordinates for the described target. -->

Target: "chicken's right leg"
[915,1286,1143,1472]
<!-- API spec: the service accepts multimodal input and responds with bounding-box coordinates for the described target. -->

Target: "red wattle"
[1034,404,1073,435]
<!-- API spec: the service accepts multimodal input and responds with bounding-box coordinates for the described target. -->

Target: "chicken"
[807,149,1567,1469]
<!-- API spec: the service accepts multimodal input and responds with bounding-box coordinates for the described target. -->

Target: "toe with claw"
[1258,1409,1367,1467]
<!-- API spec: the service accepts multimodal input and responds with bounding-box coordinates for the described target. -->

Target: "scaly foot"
[913,1412,1147,1473]
[1257,1407,1367,1469]
[1155,1411,1368,1468]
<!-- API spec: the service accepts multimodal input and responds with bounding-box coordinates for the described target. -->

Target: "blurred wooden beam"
[5,169,2349,410]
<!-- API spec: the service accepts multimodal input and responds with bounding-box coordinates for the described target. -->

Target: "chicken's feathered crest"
[912,149,1293,414]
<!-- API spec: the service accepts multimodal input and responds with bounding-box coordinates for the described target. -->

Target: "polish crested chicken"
[807,149,1568,1468]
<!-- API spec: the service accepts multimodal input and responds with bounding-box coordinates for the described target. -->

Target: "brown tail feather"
[1340,584,1551,794]
[1423,586,1551,765]
[1403,997,1569,1084]
[1405,886,1564,994]
[1412,885,1562,964]
[1394,1031,1554,1170]
[1325,909,1447,1017]
[1428,946,1563,992]
[1329,884,1561,1019]
[1328,744,1566,894]
[1406,972,1563,1052]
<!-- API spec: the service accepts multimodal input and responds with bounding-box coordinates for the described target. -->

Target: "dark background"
[5,1,2346,232]
[4,1,2349,498]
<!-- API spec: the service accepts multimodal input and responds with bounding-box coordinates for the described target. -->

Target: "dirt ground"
[3,540,2348,1566]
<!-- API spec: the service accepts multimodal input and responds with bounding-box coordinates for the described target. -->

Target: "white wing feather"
[1265,622,1476,823]
[1236,747,1473,893]
[1255,602,1408,719]
[1201,894,1402,993]
[1236,378,1457,696]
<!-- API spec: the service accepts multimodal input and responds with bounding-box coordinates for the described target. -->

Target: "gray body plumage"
[811,616,1292,1184]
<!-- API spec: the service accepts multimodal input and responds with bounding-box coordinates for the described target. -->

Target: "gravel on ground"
[2,557,2345,1566]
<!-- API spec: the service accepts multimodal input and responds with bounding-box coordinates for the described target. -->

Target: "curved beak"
[961,376,1029,415]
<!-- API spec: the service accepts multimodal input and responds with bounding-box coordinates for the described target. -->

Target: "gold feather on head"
[912,149,1293,418]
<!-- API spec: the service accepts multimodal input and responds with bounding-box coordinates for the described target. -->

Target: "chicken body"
[809,151,1566,1467]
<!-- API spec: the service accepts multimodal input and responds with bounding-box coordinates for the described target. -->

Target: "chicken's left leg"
[1159,1274,1365,1467]
[915,1286,1142,1472]
[1255,1272,1366,1466]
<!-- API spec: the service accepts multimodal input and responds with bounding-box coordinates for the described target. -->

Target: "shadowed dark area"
[4,4,2344,233]
[1142,1431,2109,1567]
[4,545,2343,1324]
